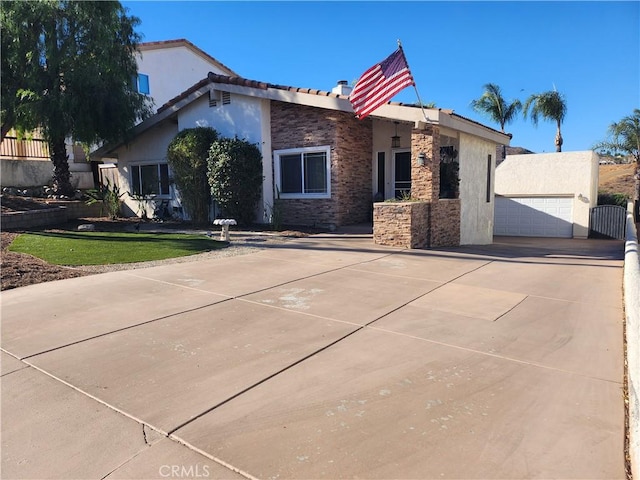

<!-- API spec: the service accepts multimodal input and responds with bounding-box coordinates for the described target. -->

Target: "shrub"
[597,192,629,207]
[167,127,219,224]
[207,137,263,226]
[85,179,124,219]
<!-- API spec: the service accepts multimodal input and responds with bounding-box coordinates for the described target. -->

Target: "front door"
[394,151,411,199]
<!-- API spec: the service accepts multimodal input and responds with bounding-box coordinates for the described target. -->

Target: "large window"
[274,146,331,198]
[131,163,170,196]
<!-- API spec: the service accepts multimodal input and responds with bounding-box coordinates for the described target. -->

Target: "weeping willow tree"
[1,1,152,196]
[523,89,568,152]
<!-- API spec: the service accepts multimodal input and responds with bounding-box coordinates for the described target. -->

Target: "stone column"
[410,124,440,202]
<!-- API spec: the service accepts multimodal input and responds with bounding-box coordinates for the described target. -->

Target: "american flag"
[349,47,415,120]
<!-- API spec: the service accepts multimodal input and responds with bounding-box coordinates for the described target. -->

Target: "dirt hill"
[599,163,637,198]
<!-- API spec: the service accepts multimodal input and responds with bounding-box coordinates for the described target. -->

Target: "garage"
[494,196,574,238]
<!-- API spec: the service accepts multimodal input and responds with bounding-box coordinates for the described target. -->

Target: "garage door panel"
[494,197,573,238]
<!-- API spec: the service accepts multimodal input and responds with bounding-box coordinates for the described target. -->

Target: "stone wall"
[431,199,461,247]
[373,201,430,249]
[270,102,372,228]
[1,202,104,230]
[411,125,440,202]
[334,113,373,225]
[373,123,460,249]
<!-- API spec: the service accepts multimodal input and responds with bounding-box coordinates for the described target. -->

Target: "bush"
[597,192,629,207]
[167,127,219,224]
[85,179,124,219]
[207,137,263,226]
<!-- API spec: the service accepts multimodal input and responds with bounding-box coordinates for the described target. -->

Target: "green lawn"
[8,231,226,265]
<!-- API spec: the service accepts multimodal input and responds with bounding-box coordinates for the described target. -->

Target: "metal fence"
[589,205,627,240]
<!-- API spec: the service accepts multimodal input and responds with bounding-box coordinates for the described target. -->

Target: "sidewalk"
[1,234,627,479]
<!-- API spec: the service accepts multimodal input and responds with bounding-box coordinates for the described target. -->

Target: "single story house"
[494,151,599,238]
[91,73,511,246]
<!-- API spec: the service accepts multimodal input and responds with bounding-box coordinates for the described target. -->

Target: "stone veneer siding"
[431,199,461,247]
[270,102,372,228]
[1,202,104,229]
[373,201,430,249]
[411,125,440,202]
[374,123,461,249]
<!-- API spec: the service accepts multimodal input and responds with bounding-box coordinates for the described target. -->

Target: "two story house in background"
[0,39,236,192]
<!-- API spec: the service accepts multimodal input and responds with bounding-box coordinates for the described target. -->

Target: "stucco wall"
[495,151,599,238]
[114,121,178,216]
[371,120,413,200]
[114,93,271,221]
[137,46,231,111]
[458,133,497,245]
[0,158,94,190]
[178,94,263,144]
[1,159,53,188]
[624,208,640,479]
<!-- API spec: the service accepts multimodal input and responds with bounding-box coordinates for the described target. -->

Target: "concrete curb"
[624,203,640,479]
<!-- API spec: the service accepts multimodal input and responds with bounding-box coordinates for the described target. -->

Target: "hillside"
[599,163,637,198]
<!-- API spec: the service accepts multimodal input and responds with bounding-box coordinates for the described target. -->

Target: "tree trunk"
[555,123,563,152]
[50,137,74,197]
[1,119,13,143]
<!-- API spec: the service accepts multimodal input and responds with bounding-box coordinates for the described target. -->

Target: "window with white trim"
[274,146,331,198]
[131,163,170,196]
[132,73,150,95]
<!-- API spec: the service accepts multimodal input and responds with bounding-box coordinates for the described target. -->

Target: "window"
[131,163,170,196]
[274,146,331,198]
[439,144,460,199]
[486,154,492,203]
[132,74,150,95]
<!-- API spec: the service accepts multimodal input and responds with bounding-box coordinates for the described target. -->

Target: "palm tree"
[594,109,640,203]
[594,109,640,164]
[523,89,567,152]
[470,83,522,133]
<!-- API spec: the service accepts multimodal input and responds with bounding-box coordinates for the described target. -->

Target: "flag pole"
[398,39,431,124]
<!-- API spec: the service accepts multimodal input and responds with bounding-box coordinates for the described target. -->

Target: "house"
[494,151,599,238]
[91,72,510,246]
[134,39,237,111]
[1,39,235,192]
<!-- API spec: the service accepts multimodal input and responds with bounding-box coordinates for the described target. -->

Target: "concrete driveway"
[1,232,626,479]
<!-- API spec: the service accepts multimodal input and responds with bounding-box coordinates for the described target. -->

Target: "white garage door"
[494,197,573,238]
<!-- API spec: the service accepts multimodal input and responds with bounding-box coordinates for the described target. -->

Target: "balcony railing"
[0,136,50,160]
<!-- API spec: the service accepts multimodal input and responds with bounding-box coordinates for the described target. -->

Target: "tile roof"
[156,73,508,138]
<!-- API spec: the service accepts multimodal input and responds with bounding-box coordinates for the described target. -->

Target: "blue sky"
[122,1,639,153]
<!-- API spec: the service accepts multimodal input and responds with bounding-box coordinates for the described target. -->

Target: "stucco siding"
[137,47,231,110]
[458,133,496,245]
[495,151,599,238]
[177,94,267,222]
[178,95,263,144]
[114,121,178,216]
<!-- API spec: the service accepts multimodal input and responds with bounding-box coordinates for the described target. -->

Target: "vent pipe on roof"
[332,80,352,96]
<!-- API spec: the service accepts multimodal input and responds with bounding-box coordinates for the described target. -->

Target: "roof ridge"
[138,39,237,76]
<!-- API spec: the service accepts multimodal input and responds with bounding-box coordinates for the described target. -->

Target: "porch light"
[391,121,401,148]
[417,153,427,166]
